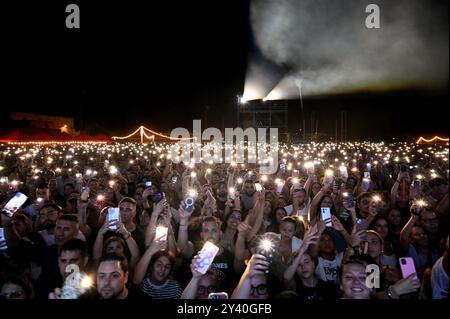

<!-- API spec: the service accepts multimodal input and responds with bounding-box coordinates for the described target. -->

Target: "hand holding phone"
[208,292,228,299]
[81,187,90,202]
[255,182,263,192]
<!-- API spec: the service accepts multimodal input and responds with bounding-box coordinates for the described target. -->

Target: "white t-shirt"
[431,257,449,299]
[315,251,344,284]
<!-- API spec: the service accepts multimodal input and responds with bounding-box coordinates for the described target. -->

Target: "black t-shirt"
[210,248,237,294]
[80,287,149,299]
[294,277,339,300]
[131,225,146,255]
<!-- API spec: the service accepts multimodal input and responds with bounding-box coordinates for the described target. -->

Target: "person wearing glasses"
[0,275,34,299]
[399,203,439,280]
[181,264,219,299]
[231,254,269,299]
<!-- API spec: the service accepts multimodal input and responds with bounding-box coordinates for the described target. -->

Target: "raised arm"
[399,206,420,255]
[133,240,166,286]
[231,254,269,299]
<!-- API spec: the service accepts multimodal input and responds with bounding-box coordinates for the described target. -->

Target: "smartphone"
[208,292,228,299]
[399,257,417,279]
[107,207,120,230]
[344,193,354,208]
[0,177,9,184]
[334,179,343,190]
[171,176,178,184]
[155,226,168,243]
[145,181,152,188]
[320,207,332,228]
[153,192,164,203]
[228,188,236,200]
[400,164,408,173]
[184,196,195,212]
[413,180,421,189]
[279,163,286,172]
[194,241,220,274]
[81,186,90,201]
[284,205,293,216]
[363,172,370,179]
[255,182,263,192]
[1,192,28,217]
[276,181,284,193]
[0,228,7,252]
[258,240,273,275]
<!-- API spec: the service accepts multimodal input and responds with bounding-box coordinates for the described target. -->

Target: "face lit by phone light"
[201,220,222,244]
[58,250,88,280]
[150,255,172,284]
[340,262,373,300]
[119,201,136,224]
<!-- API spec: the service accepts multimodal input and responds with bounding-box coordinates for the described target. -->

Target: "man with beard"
[36,202,86,246]
[241,179,256,211]
[89,254,145,299]
[214,182,228,214]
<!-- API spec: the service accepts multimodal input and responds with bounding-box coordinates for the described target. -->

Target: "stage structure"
[237,99,289,141]
[112,126,195,144]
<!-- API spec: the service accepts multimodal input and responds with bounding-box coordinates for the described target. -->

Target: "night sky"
[1,1,448,140]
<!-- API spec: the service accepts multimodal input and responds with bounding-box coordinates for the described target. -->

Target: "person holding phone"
[133,242,182,299]
[231,253,269,299]
[181,260,219,299]
[118,197,146,254]
[399,203,439,279]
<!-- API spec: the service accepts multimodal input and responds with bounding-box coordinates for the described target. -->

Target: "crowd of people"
[0,140,448,300]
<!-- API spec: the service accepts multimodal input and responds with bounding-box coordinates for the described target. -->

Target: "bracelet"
[386,286,395,299]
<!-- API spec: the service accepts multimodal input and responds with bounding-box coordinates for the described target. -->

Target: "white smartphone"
[320,207,332,228]
[194,241,220,274]
[0,177,8,184]
[255,182,263,192]
[364,172,370,179]
[107,207,120,230]
[155,226,168,243]
[276,181,284,193]
[2,192,28,217]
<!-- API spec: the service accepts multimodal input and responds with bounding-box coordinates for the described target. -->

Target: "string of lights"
[416,136,449,144]
[112,125,196,143]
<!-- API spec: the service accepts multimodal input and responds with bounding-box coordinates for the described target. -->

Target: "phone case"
[321,207,332,227]
[3,192,28,217]
[155,226,168,242]
[108,208,120,230]
[194,242,219,274]
[399,257,417,278]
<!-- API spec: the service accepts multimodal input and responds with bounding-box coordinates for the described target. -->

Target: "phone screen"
[284,205,293,215]
[0,228,7,251]
[155,226,168,243]
[2,192,28,217]
[194,241,219,274]
[320,207,332,227]
[255,182,263,192]
[208,292,228,299]
[145,181,152,188]
[108,208,120,230]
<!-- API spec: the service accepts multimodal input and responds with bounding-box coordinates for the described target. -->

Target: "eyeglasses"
[0,290,25,299]
[250,284,267,295]
[198,285,217,295]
